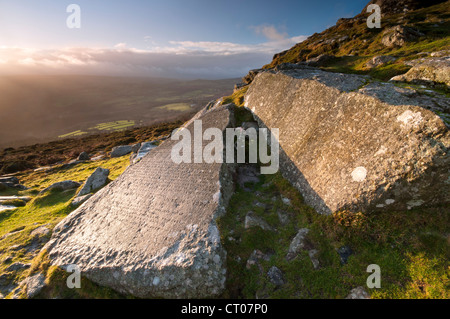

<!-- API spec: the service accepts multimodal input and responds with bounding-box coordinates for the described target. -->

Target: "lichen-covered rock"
[381,25,423,48]
[44,105,236,298]
[76,167,109,197]
[245,68,449,214]
[390,56,450,86]
[26,273,46,298]
[365,55,397,69]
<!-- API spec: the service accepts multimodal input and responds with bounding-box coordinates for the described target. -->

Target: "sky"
[0,0,368,79]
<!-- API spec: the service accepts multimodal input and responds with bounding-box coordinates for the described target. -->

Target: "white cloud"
[0,36,308,79]
[250,25,288,41]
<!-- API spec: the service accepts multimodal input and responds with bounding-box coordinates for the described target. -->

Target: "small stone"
[111,145,133,158]
[77,152,90,161]
[346,286,370,299]
[286,228,311,261]
[26,273,46,298]
[77,167,109,196]
[337,246,353,264]
[131,143,142,153]
[30,226,50,239]
[6,262,31,272]
[71,194,93,206]
[277,211,289,225]
[267,266,285,286]
[308,249,320,270]
[281,197,291,206]
[245,212,273,231]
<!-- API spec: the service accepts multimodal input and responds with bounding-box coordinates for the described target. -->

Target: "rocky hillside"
[0,0,449,301]
[254,0,450,83]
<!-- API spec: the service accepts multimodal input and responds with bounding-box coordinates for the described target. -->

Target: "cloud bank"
[0,29,307,79]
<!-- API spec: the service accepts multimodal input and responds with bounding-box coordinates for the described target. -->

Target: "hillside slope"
[262,0,449,82]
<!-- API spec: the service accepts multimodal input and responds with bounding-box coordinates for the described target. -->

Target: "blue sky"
[0,0,369,78]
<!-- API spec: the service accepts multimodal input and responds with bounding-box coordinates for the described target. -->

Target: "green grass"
[217,171,449,299]
[221,86,249,107]
[90,120,136,131]
[0,156,131,298]
[157,103,192,111]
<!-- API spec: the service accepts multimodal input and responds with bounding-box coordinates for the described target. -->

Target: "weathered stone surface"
[390,57,450,86]
[6,262,31,272]
[304,54,333,67]
[40,180,81,194]
[267,266,285,286]
[132,142,158,164]
[245,69,449,214]
[308,249,320,270]
[26,273,46,298]
[365,55,396,69]
[77,167,109,197]
[71,194,93,206]
[245,212,273,231]
[0,177,27,190]
[381,25,423,48]
[346,286,370,299]
[44,105,235,298]
[111,145,133,158]
[286,228,312,261]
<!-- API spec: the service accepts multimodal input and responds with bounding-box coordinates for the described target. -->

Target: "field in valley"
[0,75,238,149]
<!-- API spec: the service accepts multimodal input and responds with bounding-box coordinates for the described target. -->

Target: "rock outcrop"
[44,104,236,298]
[244,67,449,214]
[76,167,109,197]
[390,56,450,86]
[381,25,423,48]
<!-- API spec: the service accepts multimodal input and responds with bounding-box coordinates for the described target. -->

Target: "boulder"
[132,142,158,164]
[26,273,46,298]
[381,25,423,48]
[77,167,109,197]
[365,55,397,69]
[43,104,236,298]
[39,180,81,194]
[390,57,450,86]
[244,68,449,214]
[304,54,333,67]
[131,143,142,154]
[77,152,90,161]
[111,145,133,158]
